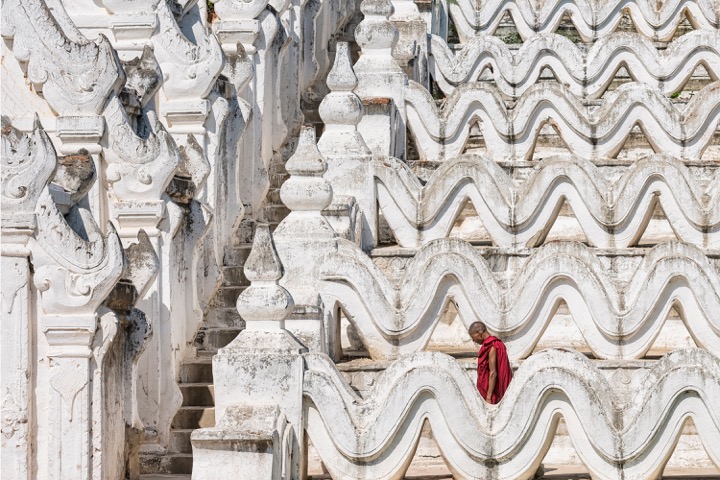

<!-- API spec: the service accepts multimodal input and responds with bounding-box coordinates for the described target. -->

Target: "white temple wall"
[2,0,719,478]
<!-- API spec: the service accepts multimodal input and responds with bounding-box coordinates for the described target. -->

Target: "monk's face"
[470,330,486,344]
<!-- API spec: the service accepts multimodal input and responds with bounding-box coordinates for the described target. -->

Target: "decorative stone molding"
[405,81,720,161]
[1,0,124,117]
[371,154,720,248]
[123,230,160,299]
[121,46,162,109]
[321,239,720,360]
[445,0,720,44]
[65,0,160,60]
[33,192,124,315]
[212,0,270,55]
[430,31,720,99]
[304,348,720,480]
[1,116,58,221]
[104,96,180,202]
[106,230,160,311]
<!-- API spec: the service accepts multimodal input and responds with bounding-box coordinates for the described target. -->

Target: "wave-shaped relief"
[405,81,720,161]
[443,0,719,44]
[430,31,720,98]
[320,239,720,360]
[304,348,720,480]
[373,154,720,248]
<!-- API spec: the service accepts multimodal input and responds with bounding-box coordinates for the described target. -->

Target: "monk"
[469,321,512,404]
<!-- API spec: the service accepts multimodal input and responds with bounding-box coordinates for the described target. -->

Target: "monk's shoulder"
[490,337,507,351]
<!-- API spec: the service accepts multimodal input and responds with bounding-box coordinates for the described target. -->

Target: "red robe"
[476,336,513,404]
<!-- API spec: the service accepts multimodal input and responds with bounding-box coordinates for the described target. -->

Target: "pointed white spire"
[236,224,294,328]
[318,43,371,156]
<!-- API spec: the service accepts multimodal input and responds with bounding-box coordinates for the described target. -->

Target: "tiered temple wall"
[1,0,719,479]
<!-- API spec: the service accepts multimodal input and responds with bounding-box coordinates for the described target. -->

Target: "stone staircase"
[140,150,293,476]
[139,245,249,475]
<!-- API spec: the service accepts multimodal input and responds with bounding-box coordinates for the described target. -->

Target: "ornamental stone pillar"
[273,127,337,351]
[354,0,407,159]
[32,191,124,480]
[1,117,57,480]
[317,42,377,250]
[192,224,305,479]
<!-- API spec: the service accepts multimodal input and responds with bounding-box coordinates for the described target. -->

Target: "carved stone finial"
[320,43,362,127]
[326,43,358,93]
[124,230,160,298]
[280,127,333,213]
[355,0,398,56]
[223,43,255,92]
[236,224,294,326]
[318,43,371,157]
[152,0,223,113]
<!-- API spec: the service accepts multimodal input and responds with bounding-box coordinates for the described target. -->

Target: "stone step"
[169,429,194,454]
[180,384,215,407]
[459,130,720,162]
[139,454,193,475]
[210,287,245,308]
[203,307,243,329]
[264,204,291,224]
[194,328,243,352]
[171,406,215,429]
[266,187,283,205]
[221,266,250,287]
[222,246,251,267]
[178,359,213,384]
[140,475,190,480]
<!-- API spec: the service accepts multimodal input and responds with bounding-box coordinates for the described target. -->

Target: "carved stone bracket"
[105,96,180,202]
[1,116,58,218]
[1,0,124,117]
[152,0,223,129]
[33,190,124,316]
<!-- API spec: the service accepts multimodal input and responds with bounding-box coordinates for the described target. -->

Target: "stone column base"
[191,405,293,480]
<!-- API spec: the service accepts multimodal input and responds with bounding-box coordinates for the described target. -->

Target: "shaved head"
[468,321,487,335]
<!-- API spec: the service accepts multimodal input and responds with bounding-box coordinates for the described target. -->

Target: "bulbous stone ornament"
[236,224,294,326]
[279,127,333,213]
